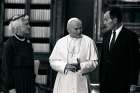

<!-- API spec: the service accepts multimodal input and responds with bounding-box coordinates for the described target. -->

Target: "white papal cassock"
[49,34,98,93]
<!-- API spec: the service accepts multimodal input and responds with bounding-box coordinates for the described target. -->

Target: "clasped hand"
[65,59,80,72]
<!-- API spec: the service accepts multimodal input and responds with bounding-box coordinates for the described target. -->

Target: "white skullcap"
[67,17,81,30]
[67,17,81,24]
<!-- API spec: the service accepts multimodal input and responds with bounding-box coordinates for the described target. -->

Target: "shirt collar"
[110,24,123,43]
[113,24,123,35]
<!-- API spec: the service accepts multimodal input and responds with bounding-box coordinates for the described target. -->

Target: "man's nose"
[76,29,81,33]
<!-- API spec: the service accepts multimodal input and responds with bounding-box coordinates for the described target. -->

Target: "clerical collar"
[14,34,25,41]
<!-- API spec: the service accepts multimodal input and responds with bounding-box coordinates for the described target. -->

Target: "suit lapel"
[111,27,125,50]
[104,31,112,51]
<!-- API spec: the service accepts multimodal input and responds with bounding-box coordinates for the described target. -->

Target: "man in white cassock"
[49,17,98,93]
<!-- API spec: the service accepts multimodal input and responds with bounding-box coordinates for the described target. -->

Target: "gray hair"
[8,15,29,35]
[8,18,22,35]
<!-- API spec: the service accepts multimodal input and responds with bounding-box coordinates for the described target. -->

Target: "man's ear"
[113,18,118,24]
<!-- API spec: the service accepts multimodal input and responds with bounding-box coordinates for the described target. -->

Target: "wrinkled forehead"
[104,11,111,19]
[104,10,112,23]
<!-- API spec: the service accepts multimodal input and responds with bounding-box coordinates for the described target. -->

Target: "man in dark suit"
[100,6,140,93]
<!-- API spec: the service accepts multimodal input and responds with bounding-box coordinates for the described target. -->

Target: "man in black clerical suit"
[100,6,140,93]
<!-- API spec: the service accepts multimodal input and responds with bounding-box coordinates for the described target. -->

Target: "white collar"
[110,25,123,44]
[112,24,123,40]
[114,24,123,34]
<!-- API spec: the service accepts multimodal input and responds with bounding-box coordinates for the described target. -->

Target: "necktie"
[110,31,116,50]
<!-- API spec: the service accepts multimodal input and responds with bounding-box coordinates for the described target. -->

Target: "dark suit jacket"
[100,27,140,93]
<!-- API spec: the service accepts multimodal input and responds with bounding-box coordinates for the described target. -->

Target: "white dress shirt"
[109,25,123,46]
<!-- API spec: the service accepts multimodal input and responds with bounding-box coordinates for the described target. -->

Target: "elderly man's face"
[103,11,115,31]
[68,21,82,38]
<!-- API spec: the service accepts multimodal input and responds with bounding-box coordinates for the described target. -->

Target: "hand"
[71,60,80,71]
[65,63,77,72]
[65,59,81,72]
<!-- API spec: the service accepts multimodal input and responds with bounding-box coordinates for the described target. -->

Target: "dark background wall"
[65,0,94,38]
